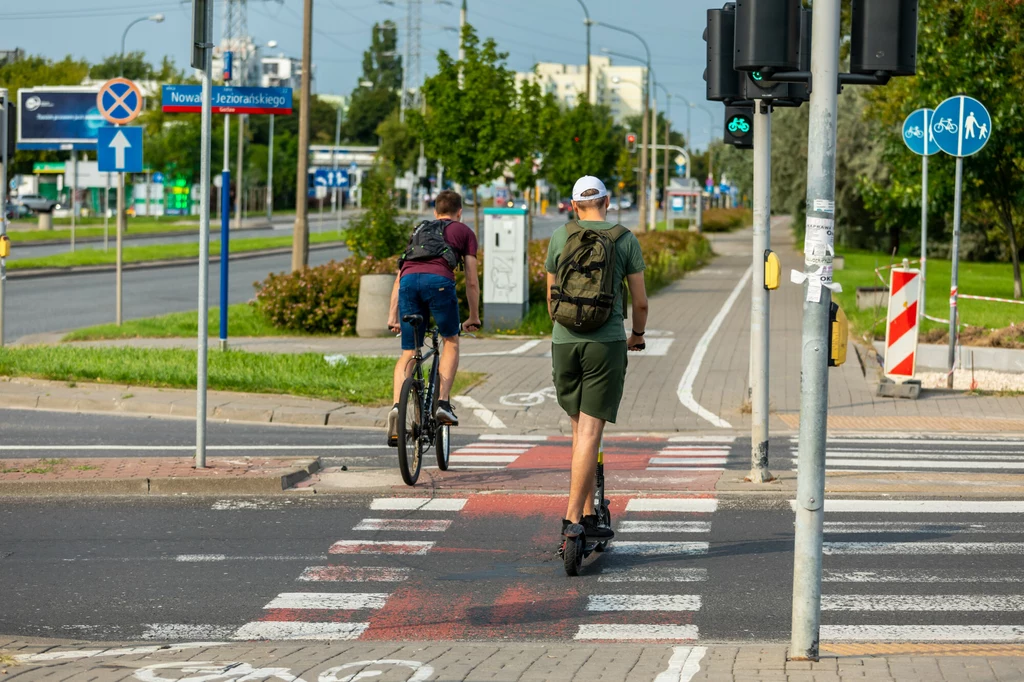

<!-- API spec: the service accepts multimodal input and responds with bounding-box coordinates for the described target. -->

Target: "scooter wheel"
[594,506,612,553]
[563,534,584,576]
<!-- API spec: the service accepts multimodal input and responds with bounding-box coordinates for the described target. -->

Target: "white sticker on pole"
[884,267,921,381]
[813,199,835,214]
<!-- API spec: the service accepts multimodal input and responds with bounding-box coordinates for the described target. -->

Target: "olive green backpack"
[550,221,629,332]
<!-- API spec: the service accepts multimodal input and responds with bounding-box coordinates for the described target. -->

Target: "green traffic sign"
[33,162,65,174]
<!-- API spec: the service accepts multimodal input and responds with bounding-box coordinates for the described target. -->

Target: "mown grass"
[0,345,482,406]
[833,250,1024,341]
[8,231,346,270]
[9,220,198,243]
[63,304,285,342]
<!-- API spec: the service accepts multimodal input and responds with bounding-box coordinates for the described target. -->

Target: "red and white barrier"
[884,267,921,380]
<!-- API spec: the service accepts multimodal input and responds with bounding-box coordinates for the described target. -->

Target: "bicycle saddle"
[402,314,424,327]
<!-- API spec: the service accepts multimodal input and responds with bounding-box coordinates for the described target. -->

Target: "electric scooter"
[561,442,611,576]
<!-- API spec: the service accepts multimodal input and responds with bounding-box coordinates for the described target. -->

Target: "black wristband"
[632,329,645,337]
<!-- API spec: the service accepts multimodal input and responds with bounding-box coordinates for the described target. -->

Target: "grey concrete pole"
[919,153,927,322]
[195,4,214,470]
[749,100,772,484]
[648,95,657,232]
[266,114,274,224]
[790,0,841,662]
[333,101,342,229]
[70,150,77,252]
[291,0,313,271]
[638,78,649,230]
[0,90,8,347]
[235,114,245,228]
[947,156,963,388]
[104,172,110,251]
[116,172,125,325]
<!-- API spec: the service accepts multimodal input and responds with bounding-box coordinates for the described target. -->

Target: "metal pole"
[266,113,274,224]
[235,114,245,229]
[0,90,8,347]
[750,100,772,484]
[292,0,313,271]
[920,153,928,323]
[947,156,963,389]
[70,150,77,252]
[574,0,591,102]
[790,0,841,661]
[196,5,214,469]
[116,172,125,325]
[145,168,151,217]
[638,75,648,230]
[400,0,410,124]
[663,97,670,227]
[648,95,657,232]
[104,172,110,251]
[333,100,342,231]
[220,112,231,351]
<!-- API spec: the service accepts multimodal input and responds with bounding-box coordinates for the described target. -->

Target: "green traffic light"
[752,71,763,81]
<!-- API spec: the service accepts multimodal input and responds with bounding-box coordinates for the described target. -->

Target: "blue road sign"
[315,168,349,188]
[902,108,939,156]
[152,171,165,184]
[932,96,992,158]
[97,126,143,173]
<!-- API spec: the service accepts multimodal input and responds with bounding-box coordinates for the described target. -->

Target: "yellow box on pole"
[0,235,9,258]
[764,249,781,290]
[829,302,848,367]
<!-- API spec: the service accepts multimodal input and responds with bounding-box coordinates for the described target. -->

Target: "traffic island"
[0,456,320,496]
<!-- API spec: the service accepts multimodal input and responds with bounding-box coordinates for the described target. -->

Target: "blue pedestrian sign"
[97,126,143,173]
[902,108,939,156]
[932,95,992,158]
[315,168,348,188]
[152,171,164,184]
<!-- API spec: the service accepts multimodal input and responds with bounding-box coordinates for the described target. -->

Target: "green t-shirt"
[545,220,646,344]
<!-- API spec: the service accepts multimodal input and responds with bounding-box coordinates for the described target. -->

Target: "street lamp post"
[692,103,715,201]
[120,14,165,77]
[575,0,592,103]
[657,83,672,227]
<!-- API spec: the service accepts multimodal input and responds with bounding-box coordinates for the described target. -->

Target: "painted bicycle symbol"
[134,659,435,682]
[727,117,750,134]
[499,386,558,407]
[933,117,958,134]
[904,125,924,139]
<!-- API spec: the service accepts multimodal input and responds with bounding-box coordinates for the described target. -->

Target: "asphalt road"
[3,494,1023,643]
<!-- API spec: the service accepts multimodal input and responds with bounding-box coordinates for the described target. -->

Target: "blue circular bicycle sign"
[902,108,939,156]
[931,95,992,157]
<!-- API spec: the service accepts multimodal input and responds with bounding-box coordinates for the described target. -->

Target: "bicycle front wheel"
[396,377,423,486]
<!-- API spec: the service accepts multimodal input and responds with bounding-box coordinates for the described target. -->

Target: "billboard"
[18,87,106,150]
[161,85,293,115]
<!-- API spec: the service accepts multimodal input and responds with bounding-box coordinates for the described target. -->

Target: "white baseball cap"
[571,175,609,202]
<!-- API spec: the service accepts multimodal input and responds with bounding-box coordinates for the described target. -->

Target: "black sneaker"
[582,514,614,542]
[557,518,583,556]
[434,400,459,426]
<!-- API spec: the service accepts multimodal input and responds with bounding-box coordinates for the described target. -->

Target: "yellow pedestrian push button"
[764,249,781,290]
[0,235,9,258]
[828,301,848,367]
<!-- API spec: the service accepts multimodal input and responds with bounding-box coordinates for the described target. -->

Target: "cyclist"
[547,176,648,546]
[386,190,481,445]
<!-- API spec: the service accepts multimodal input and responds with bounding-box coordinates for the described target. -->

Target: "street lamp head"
[359,80,374,88]
[149,13,164,23]
[266,40,279,49]
[612,75,622,84]
[600,47,611,54]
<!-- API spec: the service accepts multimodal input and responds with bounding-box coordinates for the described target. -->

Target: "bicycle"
[904,125,924,139]
[393,313,452,486]
[933,118,958,134]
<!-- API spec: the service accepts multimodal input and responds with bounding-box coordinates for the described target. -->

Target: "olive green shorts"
[551,341,628,424]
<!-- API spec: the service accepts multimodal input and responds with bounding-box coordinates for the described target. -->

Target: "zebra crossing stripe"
[264,593,389,610]
[823,542,1024,555]
[668,435,736,443]
[806,449,1024,458]
[369,498,467,511]
[789,500,1024,513]
[479,434,548,441]
[824,521,1024,534]
[329,540,434,555]
[575,624,700,641]
[626,499,718,513]
[298,566,411,582]
[353,518,452,532]
[650,458,728,465]
[618,521,711,533]
[822,595,1024,612]
[449,454,520,463]
[794,458,1024,470]
[823,570,1024,583]
[609,542,709,556]
[597,567,709,583]
[820,625,1024,642]
[587,594,702,611]
[232,621,368,641]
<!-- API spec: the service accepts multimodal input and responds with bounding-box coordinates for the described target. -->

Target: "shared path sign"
[161,85,293,115]
[931,95,991,158]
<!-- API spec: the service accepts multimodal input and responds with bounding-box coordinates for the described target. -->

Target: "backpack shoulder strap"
[606,224,630,241]
[565,220,584,238]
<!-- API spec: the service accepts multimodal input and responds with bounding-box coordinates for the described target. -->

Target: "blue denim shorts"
[399,273,461,350]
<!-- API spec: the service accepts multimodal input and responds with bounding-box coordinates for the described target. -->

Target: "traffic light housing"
[742,70,792,101]
[787,8,813,103]
[724,106,754,149]
[704,4,742,103]
[851,0,918,76]
[0,98,14,159]
[625,132,637,153]
[734,0,801,73]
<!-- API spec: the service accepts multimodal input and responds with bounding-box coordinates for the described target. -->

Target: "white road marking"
[15,643,227,663]
[232,621,368,641]
[618,521,712,533]
[820,625,1024,642]
[452,395,507,429]
[329,540,434,555]
[141,624,235,641]
[824,570,1024,583]
[0,444,389,451]
[353,518,452,532]
[668,435,737,443]
[609,542,709,556]
[794,458,1024,470]
[298,566,411,582]
[654,646,708,682]
[60,554,324,563]
[598,567,709,583]
[479,434,549,441]
[626,499,718,513]
[822,595,1024,612]
[650,458,729,465]
[455,445,529,452]
[676,264,753,429]
[369,498,467,511]
[448,454,520,463]
[661,446,731,453]
[211,500,285,511]
[824,521,1024,534]
[805,449,1024,458]
[587,594,702,611]
[463,339,543,357]
[264,592,389,610]
[789,500,1024,514]
[647,467,725,472]
[823,542,1024,555]
[575,624,700,641]
[636,338,675,356]
[798,436,1024,446]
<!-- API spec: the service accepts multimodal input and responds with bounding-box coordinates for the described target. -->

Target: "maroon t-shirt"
[399,220,478,281]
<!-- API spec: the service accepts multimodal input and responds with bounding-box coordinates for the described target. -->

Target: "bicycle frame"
[411,327,443,443]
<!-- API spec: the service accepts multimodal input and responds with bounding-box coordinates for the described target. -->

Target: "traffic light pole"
[790,0,841,662]
[749,99,772,483]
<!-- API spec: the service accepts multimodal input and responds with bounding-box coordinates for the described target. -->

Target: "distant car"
[619,197,633,210]
[608,198,620,211]
[557,199,573,214]
[5,202,31,220]
[17,195,61,213]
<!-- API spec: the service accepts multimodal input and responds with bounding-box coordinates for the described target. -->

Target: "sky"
[0,0,724,150]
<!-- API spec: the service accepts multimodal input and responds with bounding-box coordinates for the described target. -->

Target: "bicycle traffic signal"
[724,106,754,149]
[734,0,801,73]
[851,0,918,76]
[703,4,742,103]
[625,132,637,153]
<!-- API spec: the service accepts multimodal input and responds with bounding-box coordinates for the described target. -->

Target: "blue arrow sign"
[97,126,143,173]
[932,95,992,158]
[152,171,165,184]
[314,168,349,188]
[902,108,939,157]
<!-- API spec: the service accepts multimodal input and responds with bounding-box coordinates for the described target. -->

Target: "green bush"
[345,164,416,261]
[701,207,752,232]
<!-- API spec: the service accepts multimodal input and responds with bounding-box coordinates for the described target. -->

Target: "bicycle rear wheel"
[396,377,423,486]
[435,424,451,470]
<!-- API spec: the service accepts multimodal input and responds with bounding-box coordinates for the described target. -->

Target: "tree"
[346,162,415,261]
[419,24,518,234]
[545,97,618,196]
[344,21,402,144]
[508,79,560,237]
[864,0,1024,297]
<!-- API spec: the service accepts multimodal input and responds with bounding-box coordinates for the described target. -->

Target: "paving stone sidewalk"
[4,640,1024,681]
